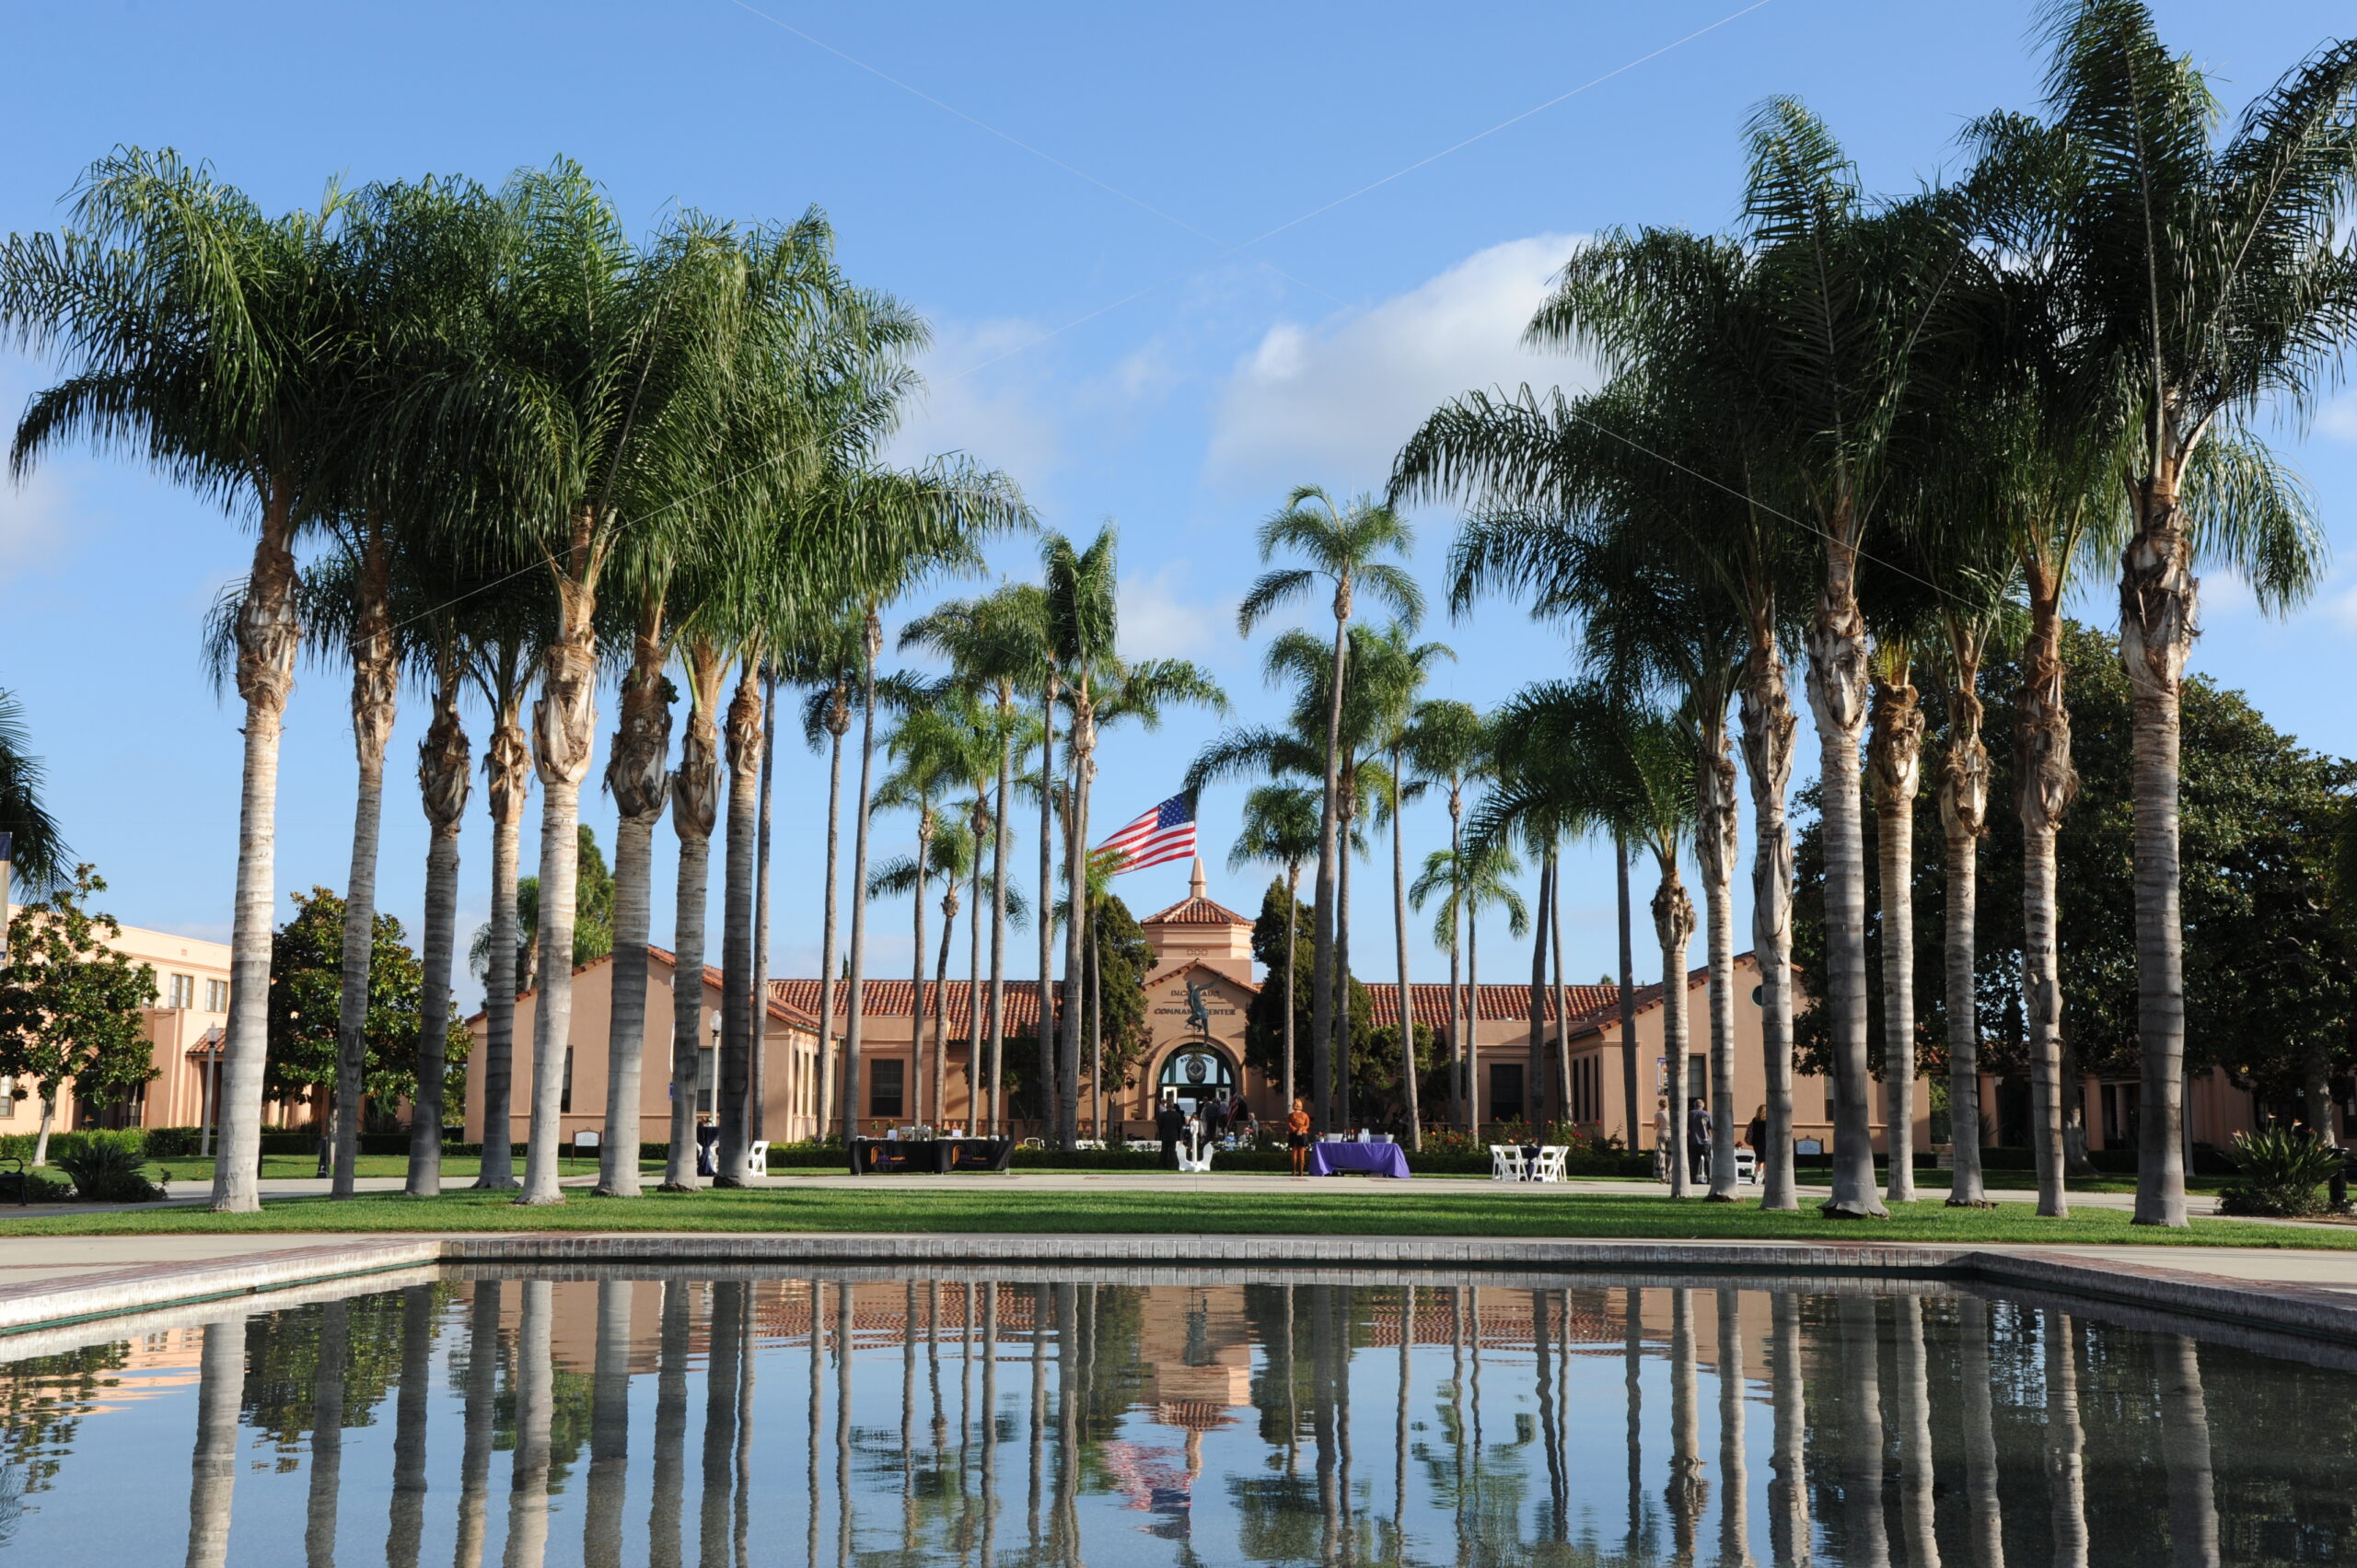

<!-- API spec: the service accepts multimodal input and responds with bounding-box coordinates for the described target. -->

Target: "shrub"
[53,1137,166,1203]
[2216,1126,2342,1218]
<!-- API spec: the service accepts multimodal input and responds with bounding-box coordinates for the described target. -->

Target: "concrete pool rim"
[0,1232,2351,1357]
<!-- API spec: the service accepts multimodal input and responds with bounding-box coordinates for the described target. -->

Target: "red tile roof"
[1357,957,1752,1036]
[1138,892,1254,927]
[768,978,1049,1031]
[484,947,821,1030]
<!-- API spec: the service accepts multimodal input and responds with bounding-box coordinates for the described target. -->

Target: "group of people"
[1154,1091,1258,1169]
[1652,1098,1772,1184]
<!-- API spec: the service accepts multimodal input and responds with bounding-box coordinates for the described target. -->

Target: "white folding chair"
[748,1139,770,1174]
[1734,1145,1758,1184]
[1533,1146,1568,1182]
[1491,1144,1527,1181]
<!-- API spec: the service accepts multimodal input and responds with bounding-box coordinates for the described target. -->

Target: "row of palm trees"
[2,153,1028,1210]
[1388,0,2357,1226]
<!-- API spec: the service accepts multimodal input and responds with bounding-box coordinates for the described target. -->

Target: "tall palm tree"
[1227,784,1322,1119]
[787,612,869,1138]
[1236,488,1422,1137]
[660,631,730,1191]
[2014,1,2351,1225]
[1864,638,1926,1206]
[1364,626,1449,1150]
[867,820,975,1126]
[0,691,66,900]
[1408,839,1526,1131]
[470,607,542,1191]
[1402,702,1490,1134]
[5,149,357,1213]
[876,698,964,1126]
[900,585,1051,1134]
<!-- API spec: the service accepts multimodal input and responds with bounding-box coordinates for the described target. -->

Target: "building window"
[203,979,229,1013]
[870,1059,905,1120]
[166,973,195,1010]
[1489,1063,1525,1125]
[0,1086,14,1120]
[560,1048,575,1114]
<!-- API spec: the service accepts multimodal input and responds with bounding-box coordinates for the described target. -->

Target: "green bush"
[2216,1126,2343,1217]
[54,1136,167,1203]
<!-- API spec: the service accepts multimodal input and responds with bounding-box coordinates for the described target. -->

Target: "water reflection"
[0,1273,2351,1564]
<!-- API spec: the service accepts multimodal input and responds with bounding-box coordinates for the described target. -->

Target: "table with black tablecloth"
[1306,1140,1411,1179]
[848,1136,1015,1175]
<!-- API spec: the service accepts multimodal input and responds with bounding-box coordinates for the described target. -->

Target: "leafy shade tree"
[469,828,614,992]
[1236,488,1421,1136]
[0,867,157,1164]
[267,888,468,1136]
[0,691,67,897]
[3,150,355,1213]
[2028,1,2351,1226]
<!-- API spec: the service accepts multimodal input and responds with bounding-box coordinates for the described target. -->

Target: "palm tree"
[788,613,874,1140]
[470,607,542,1191]
[1408,838,1526,1131]
[5,149,357,1213]
[1401,702,1490,1134]
[1227,784,1321,1118]
[2009,2,2351,1225]
[1362,626,1450,1150]
[1236,488,1422,1136]
[876,698,964,1127]
[867,819,975,1127]
[0,691,66,900]
[900,585,1051,1135]
[1864,638,1926,1206]
[660,631,729,1191]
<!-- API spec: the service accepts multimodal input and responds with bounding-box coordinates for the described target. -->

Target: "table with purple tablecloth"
[1306,1140,1411,1179]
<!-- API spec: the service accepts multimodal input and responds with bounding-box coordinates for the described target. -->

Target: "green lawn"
[1,1186,2345,1248]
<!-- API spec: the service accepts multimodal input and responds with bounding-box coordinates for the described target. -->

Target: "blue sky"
[5,0,2355,1006]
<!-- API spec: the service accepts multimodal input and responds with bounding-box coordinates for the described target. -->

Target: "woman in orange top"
[1287,1098,1314,1177]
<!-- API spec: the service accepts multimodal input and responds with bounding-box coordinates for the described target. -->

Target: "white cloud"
[2320,396,2357,443]
[886,317,1065,484]
[1204,234,1592,494]
[1118,563,1235,662]
[0,467,76,584]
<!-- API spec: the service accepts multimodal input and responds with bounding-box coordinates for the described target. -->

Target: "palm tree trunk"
[751,667,777,1145]
[505,1280,556,1568]
[586,1279,631,1568]
[408,672,469,1197]
[519,529,601,1207]
[1057,703,1092,1149]
[2124,473,2195,1227]
[651,1280,691,1568]
[304,1299,349,1567]
[1838,1296,1890,1568]
[1035,677,1057,1142]
[1768,1293,1809,1565]
[844,618,883,1143]
[332,527,396,1199]
[2019,568,2077,1218]
[714,664,763,1185]
[1389,750,1419,1149]
[387,1285,433,1568]
[1697,714,1740,1200]
[1442,884,1460,1135]
[1655,865,1695,1198]
[1310,608,1351,1139]
[1087,922,1102,1139]
[598,630,672,1197]
[910,814,932,1129]
[1943,659,1992,1208]
[453,1281,499,1568]
[1284,866,1301,1119]
[1891,1295,1939,1568]
[211,488,299,1215]
[816,691,850,1142]
[1550,845,1571,1135]
[1451,798,1469,1135]
[934,881,957,1129]
[1467,902,1483,1132]
[1805,563,1882,1218]
[662,647,724,1191]
[1333,797,1354,1131]
[1959,1296,2004,1568]
[1715,1287,1751,1568]
[966,836,984,1131]
[474,701,528,1191]
[185,1316,245,1568]
[1615,838,1638,1153]
[1741,627,1802,1211]
[1869,667,1924,1206]
[987,706,1013,1136]
[1527,856,1550,1132]
[2044,1311,2087,1568]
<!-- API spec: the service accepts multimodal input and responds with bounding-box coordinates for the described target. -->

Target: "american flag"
[1095,792,1197,875]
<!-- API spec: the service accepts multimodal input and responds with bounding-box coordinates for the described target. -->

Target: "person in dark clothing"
[1745,1104,1769,1179]
[1202,1096,1229,1144]
[695,1113,719,1178]
[1686,1098,1712,1184]
[1155,1094,1186,1170]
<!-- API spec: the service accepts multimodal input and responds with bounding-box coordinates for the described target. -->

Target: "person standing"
[1685,1097,1712,1186]
[1745,1104,1769,1185]
[1652,1098,1672,1181]
[1202,1094,1229,1146]
[1287,1098,1313,1178]
[1155,1092,1186,1170]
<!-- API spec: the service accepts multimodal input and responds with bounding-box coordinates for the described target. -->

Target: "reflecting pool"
[0,1269,2346,1564]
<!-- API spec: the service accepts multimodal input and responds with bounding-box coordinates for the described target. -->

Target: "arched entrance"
[1155,1041,1236,1117]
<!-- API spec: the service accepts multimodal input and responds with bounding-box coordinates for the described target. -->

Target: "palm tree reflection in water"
[48,1272,2332,1568]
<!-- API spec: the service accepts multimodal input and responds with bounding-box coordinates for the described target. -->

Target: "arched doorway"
[1155,1042,1236,1118]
